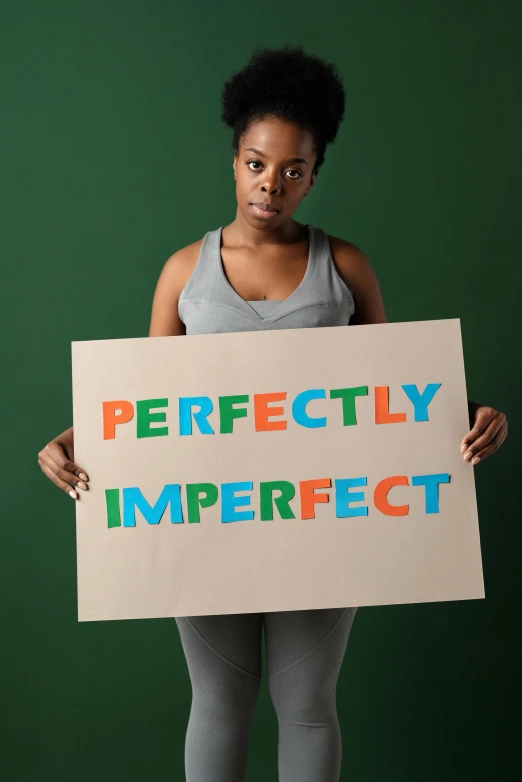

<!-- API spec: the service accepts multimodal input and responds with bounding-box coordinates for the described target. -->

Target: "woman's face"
[233,117,317,228]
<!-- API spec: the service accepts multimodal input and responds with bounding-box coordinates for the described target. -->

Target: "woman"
[38,45,508,782]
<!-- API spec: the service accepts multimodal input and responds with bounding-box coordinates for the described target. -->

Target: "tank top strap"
[306,224,328,280]
[178,227,223,306]
[306,224,335,289]
[307,224,355,306]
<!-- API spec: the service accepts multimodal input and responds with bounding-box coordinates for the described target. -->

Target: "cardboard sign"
[71,319,484,622]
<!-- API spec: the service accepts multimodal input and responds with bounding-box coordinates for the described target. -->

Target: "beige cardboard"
[72,318,484,622]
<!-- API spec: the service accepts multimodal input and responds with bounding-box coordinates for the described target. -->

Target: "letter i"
[105,488,121,528]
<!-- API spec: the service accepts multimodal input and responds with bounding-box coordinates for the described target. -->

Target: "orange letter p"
[103,400,135,440]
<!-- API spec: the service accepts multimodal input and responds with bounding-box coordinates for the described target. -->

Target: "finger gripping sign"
[71,319,484,622]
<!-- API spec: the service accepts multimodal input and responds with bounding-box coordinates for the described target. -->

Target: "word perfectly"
[102,383,441,439]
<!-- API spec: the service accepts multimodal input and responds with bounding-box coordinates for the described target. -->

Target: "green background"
[2,1,520,779]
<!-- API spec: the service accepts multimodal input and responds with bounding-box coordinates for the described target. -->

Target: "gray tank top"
[178,223,355,334]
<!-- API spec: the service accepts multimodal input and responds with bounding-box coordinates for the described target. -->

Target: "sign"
[71,319,484,621]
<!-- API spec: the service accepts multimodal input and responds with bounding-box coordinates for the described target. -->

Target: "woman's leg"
[264,606,358,782]
[175,613,263,782]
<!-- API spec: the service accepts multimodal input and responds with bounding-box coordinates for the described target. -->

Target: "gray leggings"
[175,606,358,782]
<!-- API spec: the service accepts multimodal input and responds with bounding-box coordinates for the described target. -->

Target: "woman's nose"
[259,169,282,194]
[261,180,281,194]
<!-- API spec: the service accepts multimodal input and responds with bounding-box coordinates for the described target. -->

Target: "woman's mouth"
[250,203,280,219]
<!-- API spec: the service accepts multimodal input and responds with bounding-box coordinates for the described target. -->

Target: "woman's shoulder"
[323,228,363,262]
[164,233,206,272]
[323,229,387,325]
[150,233,208,316]
[323,229,368,284]
[158,228,215,290]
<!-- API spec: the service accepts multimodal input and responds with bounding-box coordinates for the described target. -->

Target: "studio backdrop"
[2,2,519,780]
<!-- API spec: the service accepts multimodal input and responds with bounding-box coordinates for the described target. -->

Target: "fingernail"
[76,481,87,490]
[463,451,472,460]
[471,456,480,465]
[79,473,88,481]
[69,489,78,499]
[460,444,466,453]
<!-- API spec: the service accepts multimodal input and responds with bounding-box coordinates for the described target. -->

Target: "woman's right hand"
[38,425,89,500]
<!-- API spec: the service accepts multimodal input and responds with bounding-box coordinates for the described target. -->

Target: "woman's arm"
[148,242,201,337]
[328,235,387,326]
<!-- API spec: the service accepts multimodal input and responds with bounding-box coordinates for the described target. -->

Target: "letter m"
[122,484,183,526]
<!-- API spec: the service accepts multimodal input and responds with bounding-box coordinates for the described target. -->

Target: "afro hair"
[220,44,346,173]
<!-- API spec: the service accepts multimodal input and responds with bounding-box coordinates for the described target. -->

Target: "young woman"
[38,45,508,782]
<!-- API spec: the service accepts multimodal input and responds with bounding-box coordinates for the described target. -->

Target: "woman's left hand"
[460,405,508,466]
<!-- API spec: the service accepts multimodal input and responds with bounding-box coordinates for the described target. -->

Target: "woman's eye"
[247,161,301,179]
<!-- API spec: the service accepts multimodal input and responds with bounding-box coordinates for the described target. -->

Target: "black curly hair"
[220,44,346,174]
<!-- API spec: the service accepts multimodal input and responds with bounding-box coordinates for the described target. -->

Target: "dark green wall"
[2,1,520,779]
